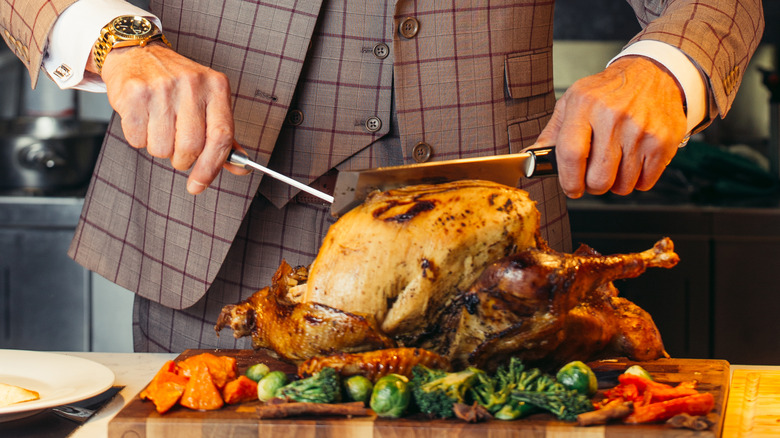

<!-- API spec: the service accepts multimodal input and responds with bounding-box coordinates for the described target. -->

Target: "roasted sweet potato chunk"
[222,375,258,404]
[139,360,189,414]
[178,353,237,389]
[180,364,224,411]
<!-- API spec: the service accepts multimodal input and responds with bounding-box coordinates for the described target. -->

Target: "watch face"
[112,16,153,39]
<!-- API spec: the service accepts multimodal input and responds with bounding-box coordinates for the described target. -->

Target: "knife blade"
[227,147,556,217]
[330,147,557,216]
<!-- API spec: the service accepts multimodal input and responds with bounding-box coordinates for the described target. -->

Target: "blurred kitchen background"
[1,1,779,364]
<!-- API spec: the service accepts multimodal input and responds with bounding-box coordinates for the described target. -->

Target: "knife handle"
[526,147,557,178]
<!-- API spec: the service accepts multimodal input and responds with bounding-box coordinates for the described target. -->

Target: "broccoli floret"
[510,381,594,422]
[498,357,543,390]
[470,357,542,417]
[470,371,507,413]
[275,367,341,403]
[411,365,483,418]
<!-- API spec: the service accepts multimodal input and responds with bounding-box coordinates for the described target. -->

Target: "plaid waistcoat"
[0,0,752,309]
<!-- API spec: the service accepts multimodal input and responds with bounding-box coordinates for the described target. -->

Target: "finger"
[553,98,593,199]
[609,148,642,195]
[187,77,235,194]
[532,98,567,150]
[583,132,620,196]
[224,142,252,176]
[607,124,645,196]
[146,81,176,160]
[170,78,207,171]
[635,144,676,191]
[113,81,150,149]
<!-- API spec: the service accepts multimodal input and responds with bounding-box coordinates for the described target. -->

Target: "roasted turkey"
[216,180,678,368]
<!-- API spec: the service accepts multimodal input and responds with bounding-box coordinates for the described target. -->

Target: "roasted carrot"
[624,393,714,424]
[616,374,699,403]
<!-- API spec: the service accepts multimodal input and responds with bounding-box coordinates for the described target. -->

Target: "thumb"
[528,97,567,151]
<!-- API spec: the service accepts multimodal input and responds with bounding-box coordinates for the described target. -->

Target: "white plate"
[0,349,115,422]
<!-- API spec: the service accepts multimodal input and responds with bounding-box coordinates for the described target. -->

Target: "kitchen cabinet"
[569,199,780,365]
[0,197,88,350]
[711,211,780,365]
[0,196,133,352]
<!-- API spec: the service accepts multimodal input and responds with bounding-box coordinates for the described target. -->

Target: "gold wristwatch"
[93,15,170,74]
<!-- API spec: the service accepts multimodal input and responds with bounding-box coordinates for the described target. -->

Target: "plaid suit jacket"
[3,0,764,311]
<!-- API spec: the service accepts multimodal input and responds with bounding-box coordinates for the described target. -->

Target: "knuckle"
[209,126,233,145]
[123,78,152,101]
[209,71,231,92]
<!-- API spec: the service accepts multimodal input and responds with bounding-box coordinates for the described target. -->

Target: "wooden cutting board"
[108,349,730,438]
[721,369,780,437]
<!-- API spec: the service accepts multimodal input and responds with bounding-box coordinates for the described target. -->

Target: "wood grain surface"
[721,369,780,437]
[108,349,730,438]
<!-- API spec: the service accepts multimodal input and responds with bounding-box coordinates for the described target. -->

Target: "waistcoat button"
[399,17,420,39]
[286,109,304,126]
[373,42,389,59]
[412,142,432,162]
[365,116,382,132]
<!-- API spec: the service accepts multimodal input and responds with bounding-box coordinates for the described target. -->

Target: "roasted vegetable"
[603,374,698,405]
[624,393,714,424]
[509,375,594,422]
[257,370,289,402]
[370,374,411,418]
[222,375,258,404]
[343,375,373,404]
[623,364,653,381]
[469,357,540,419]
[493,401,537,420]
[276,367,341,404]
[411,365,484,418]
[245,363,271,382]
[139,360,189,414]
[180,363,224,410]
[256,401,372,419]
[556,361,598,396]
[177,353,237,389]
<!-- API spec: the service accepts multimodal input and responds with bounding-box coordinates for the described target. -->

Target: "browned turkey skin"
[215,261,394,360]
[417,240,675,369]
[216,180,677,368]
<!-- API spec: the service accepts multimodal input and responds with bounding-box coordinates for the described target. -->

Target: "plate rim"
[0,349,115,417]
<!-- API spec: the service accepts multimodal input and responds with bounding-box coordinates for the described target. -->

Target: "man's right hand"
[92,42,249,194]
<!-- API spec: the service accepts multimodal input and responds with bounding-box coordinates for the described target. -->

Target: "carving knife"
[227,147,557,217]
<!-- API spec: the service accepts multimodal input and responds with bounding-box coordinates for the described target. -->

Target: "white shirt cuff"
[609,40,708,135]
[42,0,161,92]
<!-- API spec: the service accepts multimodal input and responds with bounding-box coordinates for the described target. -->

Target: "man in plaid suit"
[2,0,764,352]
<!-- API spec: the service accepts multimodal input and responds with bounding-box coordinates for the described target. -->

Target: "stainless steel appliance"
[0,116,105,194]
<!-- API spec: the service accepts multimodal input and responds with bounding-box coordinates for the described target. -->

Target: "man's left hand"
[534,56,688,199]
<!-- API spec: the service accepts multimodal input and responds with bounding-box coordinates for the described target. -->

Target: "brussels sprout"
[257,370,288,402]
[344,375,373,404]
[370,374,411,418]
[245,363,271,382]
[623,364,653,381]
[556,361,598,396]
